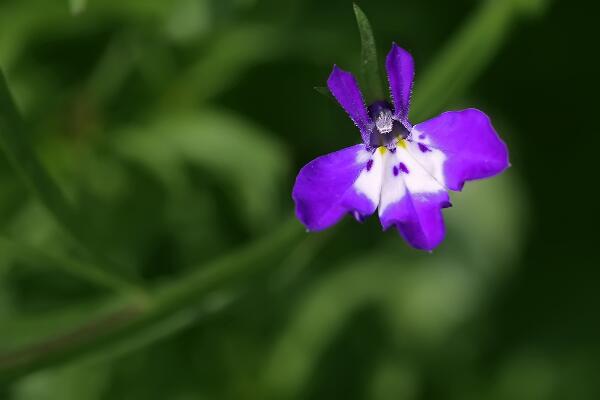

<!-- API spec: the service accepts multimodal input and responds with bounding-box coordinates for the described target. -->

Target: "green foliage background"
[0,0,598,398]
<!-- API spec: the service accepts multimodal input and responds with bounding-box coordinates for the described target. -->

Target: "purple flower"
[292,43,509,251]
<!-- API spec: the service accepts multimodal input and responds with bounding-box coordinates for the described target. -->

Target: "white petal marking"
[397,145,445,194]
[379,152,406,214]
[354,149,384,207]
[411,127,432,145]
[408,128,447,188]
[379,144,445,215]
[355,148,372,164]
[406,141,447,187]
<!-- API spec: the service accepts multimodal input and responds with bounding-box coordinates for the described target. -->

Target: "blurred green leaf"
[487,353,558,400]
[115,109,289,231]
[353,3,385,103]
[68,0,87,15]
[164,24,284,106]
[446,172,528,272]
[164,0,212,42]
[368,359,419,400]
[0,70,144,296]
[13,360,111,400]
[262,256,474,398]
[0,2,67,69]
[84,33,140,108]
[0,72,76,239]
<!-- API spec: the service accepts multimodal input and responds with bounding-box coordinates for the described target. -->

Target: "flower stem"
[0,217,304,382]
[0,235,146,298]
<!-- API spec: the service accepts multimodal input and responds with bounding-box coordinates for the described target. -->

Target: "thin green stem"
[0,217,304,382]
[0,235,146,297]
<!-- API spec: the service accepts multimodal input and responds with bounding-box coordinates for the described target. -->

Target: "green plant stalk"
[0,217,304,382]
[0,71,144,296]
[0,236,144,297]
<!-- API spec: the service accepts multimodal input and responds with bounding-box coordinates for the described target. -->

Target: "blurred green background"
[0,0,598,399]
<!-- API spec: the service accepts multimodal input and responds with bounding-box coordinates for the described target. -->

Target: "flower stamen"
[375,109,394,134]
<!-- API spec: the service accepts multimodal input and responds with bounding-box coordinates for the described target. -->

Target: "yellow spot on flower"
[396,138,407,149]
[378,146,387,155]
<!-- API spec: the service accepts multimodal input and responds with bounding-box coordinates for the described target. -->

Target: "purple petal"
[327,66,372,143]
[378,144,448,251]
[413,109,509,191]
[385,43,415,121]
[293,144,382,231]
[380,191,449,251]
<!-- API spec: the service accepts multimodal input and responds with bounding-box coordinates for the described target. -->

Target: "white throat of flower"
[375,109,394,134]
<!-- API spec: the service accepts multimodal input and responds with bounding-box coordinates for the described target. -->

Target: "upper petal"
[293,144,383,231]
[379,145,449,251]
[412,109,509,191]
[327,66,372,143]
[385,43,415,121]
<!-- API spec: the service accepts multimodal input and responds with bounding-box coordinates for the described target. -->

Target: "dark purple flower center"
[367,101,409,147]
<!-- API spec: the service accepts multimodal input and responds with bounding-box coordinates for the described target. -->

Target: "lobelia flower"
[292,43,509,251]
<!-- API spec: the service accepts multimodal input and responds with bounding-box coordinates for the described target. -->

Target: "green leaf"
[162,24,284,106]
[0,73,76,236]
[446,172,528,272]
[0,70,144,296]
[13,360,111,400]
[115,109,290,232]
[68,0,87,15]
[0,2,67,69]
[261,255,476,397]
[353,3,385,103]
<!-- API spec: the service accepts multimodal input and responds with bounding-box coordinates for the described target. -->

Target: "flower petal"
[293,144,383,231]
[385,43,415,121]
[404,140,447,189]
[327,66,372,143]
[382,191,449,251]
[379,145,449,250]
[412,109,509,191]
